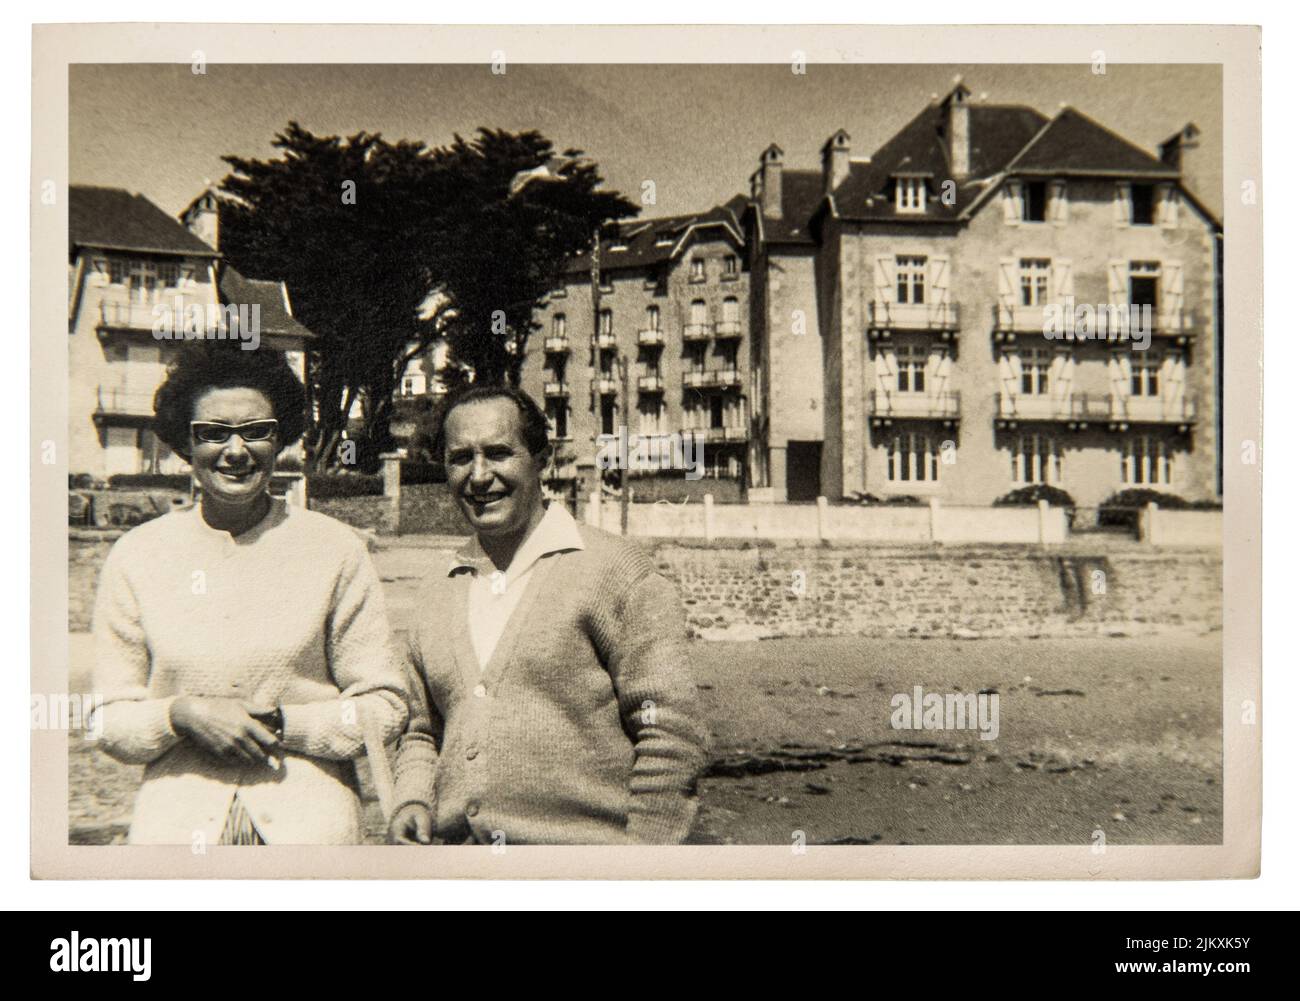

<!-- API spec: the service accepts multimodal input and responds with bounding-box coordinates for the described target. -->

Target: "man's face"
[443,397,544,541]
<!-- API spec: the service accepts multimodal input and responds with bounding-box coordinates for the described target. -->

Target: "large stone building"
[519,198,751,502]
[68,185,314,480]
[746,82,1222,507]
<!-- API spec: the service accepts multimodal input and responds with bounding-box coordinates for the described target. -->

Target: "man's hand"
[388,803,434,845]
[169,696,281,767]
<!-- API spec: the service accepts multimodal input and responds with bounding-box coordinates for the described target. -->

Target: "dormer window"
[1130,184,1156,226]
[895,176,927,214]
[1021,181,1048,222]
[690,258,705,282]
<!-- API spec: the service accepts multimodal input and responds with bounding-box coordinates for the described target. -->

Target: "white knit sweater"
[90,499,407,844]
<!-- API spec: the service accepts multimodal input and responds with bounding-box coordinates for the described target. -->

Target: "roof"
[69,185,219,257]
[562,195,747,276]
[1005,106,1179,178]
[827,97,1049,222]
[218,267,314,340]
[756,169,825,245]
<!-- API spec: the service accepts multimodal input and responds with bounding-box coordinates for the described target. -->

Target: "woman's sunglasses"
[190,419,280,444]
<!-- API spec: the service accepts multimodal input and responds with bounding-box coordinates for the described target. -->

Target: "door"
[786,440,822,503]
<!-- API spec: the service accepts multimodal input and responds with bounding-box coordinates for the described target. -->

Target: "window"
[600,397,616,436]
[1129,261,1160,310]
[895,177,926,214]
[690,258,705,282]
[1019,258,1051,307]
[401,376,416,396]
[887,432,939,482]
[1021,347,1051,395]
[1131,356,1161,397]
[723,255,738,277]
[1130,184,1156,225]
[687,343,706,373]
[1021,181,1048,222]
[721,297,739,325]
[1123,435,1172,485]
[896,344,927,394]
[157,262,181,288]
[690,299,708,326]
[645,305,660,330]
[599,309,613,336]
[128,260,158,302]
[552,313,566,337]
[107,259,129,285]
[895,256,927,305]
[547,400,569,439]
[1011,433,1063,485]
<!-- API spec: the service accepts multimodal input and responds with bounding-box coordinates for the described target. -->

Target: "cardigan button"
[465,746,479,760]
[465,802,479,818]
[473,684,487,698]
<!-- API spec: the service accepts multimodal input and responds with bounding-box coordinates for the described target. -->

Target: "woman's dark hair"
[152,344,307,460]
[433,383,551,461]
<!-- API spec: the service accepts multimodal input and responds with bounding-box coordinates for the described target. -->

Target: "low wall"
[590,496,1066,545]
[310,495,397,534]
[1141,507,1223,547]
[398,483,466,534]
[627,475,744,504]
[650,543,1223,640]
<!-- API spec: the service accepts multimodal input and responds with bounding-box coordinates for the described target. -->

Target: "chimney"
[944,79,972,180]
[1160,122,1203,195]
[758,144,784,219]
[181,187,220,251]
[821,129,851,196]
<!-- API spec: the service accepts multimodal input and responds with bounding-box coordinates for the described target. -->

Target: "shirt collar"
[447,502,585,578]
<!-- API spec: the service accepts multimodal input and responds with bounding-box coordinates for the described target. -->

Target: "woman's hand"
[388,804,434,845]
[169,697,282,767]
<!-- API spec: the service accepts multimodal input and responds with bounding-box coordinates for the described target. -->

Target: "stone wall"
[309,495,397,534]
[647,542,1222,641]
[397,483,467,535]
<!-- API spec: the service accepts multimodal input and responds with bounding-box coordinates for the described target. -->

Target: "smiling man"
[388,384,709,845]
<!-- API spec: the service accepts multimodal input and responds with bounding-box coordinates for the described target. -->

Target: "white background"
[5,2,1293,911]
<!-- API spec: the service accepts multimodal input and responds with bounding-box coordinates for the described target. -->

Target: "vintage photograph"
[44,38,1247,868]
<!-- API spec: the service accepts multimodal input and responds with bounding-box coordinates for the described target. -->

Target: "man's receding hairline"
[444,393,543,455]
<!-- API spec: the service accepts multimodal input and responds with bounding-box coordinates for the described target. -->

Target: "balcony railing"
[993,303,1192,343]
[637,328,665,347]
[637,374,665,393]
[97,298,224,336]
[868,390,961,423]
[682,323,712,342]
[995,391,1110,424]
[544,335,570,353]
[592,376,619,395]
[714,320,743,339]
[991,303,1050,336]
[1111,395,1197,425]
[595,331,617,350]
[94,385,156,420]
[543,381,569,397]
[682,369,742,390]
[683,427,750,443]
[867,301,960,332]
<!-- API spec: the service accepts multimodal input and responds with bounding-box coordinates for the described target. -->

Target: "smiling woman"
[88,344,408,845]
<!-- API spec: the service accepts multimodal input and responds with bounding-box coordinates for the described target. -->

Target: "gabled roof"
[561,195,747,276]
[753,169,825,245]
[218,267,314,340]
[69,185,219,257]
[828,98,1049,222]
[1005,106,1179,178]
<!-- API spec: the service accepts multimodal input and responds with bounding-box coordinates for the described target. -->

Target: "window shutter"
[929,255,950,305]
[1107,352,1128,400]
[934,352,953,396]
[873,349,894,399]
[874,255,893,306]
[1048,180,1069,226]
[1003,180,1023,224]
[1167,353,1187,413]
[997,351,1017,414]
[1108,259,1127,307]
[1114,182,1131,227]
[1158,184,1179,229]
[1052,258,1073,303]
[1117,353,1134,396]
[997,258,1017,313]
[1161,261,1184,322]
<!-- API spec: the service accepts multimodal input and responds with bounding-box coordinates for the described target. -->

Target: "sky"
[70,63,1222,221]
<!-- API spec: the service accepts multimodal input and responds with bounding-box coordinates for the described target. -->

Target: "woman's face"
[189,387,279,507]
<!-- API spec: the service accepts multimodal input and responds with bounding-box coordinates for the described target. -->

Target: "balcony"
[990,303,1050,341]
[96,298,222,337]
[93,385,156,425]
[1109,395,1197,429]
[637,328,665,347]
[596,331,617,350]
[682,368,742,390]
[638,374,665,394]
[714,320,743,340]
[543,381,569,397]
[868,390,961,428]
[682,323,712,342]
[592,376,620,396]
[543,335,570,353]
[867,301,960,340]
[683,427,750,444]
[993,303,1193,346]
[993,391,1114,429]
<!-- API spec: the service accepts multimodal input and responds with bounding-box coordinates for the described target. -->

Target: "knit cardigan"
[91,500,408,844]
[393,524,710,845]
